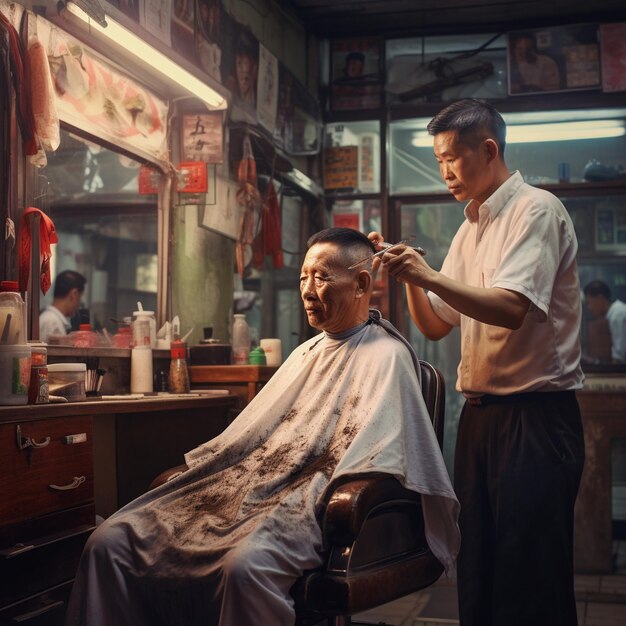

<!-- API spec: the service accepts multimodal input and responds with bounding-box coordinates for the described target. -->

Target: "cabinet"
[0,415,96,625]
[0,394,237,624]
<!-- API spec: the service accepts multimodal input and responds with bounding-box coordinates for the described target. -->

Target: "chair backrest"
[418,360,445,451]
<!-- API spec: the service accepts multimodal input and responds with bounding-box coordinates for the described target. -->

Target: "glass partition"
[389,107,626,194]
[39,127,159,336]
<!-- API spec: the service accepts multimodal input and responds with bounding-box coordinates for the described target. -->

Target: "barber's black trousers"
[454,392,585,626]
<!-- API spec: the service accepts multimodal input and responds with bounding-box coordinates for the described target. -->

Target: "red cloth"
[18,207,58,295]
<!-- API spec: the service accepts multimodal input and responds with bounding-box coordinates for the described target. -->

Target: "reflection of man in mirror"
[39,270,87,343]
[509,32,561,93]
[584,280,626,362]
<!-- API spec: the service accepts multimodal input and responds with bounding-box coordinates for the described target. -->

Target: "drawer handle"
[16,424,50,450]
[48,475,86,491]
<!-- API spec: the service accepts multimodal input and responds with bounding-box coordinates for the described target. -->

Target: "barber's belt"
[465,390,575,406]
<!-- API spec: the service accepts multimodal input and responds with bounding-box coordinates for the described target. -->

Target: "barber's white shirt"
[428,171,584,395]
[39,305,70,343]
[607,299,626,362]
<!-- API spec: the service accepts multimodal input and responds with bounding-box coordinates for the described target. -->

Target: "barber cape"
[67,311,460,626]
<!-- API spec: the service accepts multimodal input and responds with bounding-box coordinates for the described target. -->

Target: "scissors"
[348,237,426,270]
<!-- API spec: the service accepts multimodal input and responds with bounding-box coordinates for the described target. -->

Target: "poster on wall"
[140,0,172,47]
[195,0,223,82]
[224,26,259,112]
[600,23,626,93]
[171,0,195,60]
[182,112,223,162]
[330,37,382,110]
[507,24,601,95]
[256,45,279,133]
[39,16,168,163]
[273,65,294,150]
[323,146,358,191]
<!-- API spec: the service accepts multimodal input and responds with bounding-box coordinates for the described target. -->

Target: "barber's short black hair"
[53,270,86,299]
[427,98,507,157]
[583,280,611,300]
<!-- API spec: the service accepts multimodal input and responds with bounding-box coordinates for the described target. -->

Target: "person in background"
[509,32,561,93]
[370,98,584,626]
[39,270,86,342]
[584,279,626,363]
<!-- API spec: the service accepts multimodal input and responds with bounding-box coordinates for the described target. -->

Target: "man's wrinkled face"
[300,242,362,333]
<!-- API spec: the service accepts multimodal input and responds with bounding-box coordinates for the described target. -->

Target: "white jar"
[232,314,250,365]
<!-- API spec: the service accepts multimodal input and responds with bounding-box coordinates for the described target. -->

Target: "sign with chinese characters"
[182,112,224,163]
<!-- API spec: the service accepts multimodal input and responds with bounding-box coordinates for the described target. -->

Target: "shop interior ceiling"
[284,0,626,37]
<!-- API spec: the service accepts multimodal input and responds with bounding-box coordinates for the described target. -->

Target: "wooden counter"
[190,365,278,407]
[0,394,236,624]
[1,394,238,517]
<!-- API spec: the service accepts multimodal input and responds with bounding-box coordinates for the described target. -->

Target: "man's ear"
[355,269,372,298]
[483,138,499,164]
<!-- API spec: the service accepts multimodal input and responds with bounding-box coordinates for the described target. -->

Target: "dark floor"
[352,542,626,626]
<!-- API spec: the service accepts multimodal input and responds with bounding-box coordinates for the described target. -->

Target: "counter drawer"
[0,417,94,527]
[0,580,73,626]
[0,524,94,608]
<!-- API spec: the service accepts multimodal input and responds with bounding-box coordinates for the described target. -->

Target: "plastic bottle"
[132,310,156,348]
[131,319,153,393]
[0,280,27,344]
[168,338,190,393]
[232,314,250,365]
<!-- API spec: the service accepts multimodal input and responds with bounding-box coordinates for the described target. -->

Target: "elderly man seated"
[66,228,460,626]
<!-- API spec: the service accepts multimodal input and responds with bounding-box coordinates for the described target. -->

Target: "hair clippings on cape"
[348,236,426,270]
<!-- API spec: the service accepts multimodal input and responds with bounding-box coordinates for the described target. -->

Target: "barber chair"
[149,360,446,626]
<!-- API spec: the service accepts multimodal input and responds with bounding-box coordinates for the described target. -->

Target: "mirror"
[38,127,159,338]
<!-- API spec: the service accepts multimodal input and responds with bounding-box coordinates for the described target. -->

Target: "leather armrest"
[323,473,421,546]
[149,463,189,490]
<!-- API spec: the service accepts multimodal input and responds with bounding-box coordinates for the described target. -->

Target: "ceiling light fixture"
[411,119,626,147]
[63,1,227,110]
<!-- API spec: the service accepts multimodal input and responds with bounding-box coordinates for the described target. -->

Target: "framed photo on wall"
[330,37,382,111]
[600,22,626,93]
[507,24,600,95]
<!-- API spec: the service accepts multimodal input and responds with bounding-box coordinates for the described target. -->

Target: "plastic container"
[69,324,99,348]
[260,338,282,366]
[132,311,156,348]
[232,314,250,365]
[28,343,48,404]
[168,339,190,393]
[0,280,27,345]
[132,318,152,348]
[112,325,132,348]
[48,362,87,401]
[0,344,32,405]
[248,346,266,365]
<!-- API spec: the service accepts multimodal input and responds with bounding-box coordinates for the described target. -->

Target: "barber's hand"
[367,231,386,273]
[382,244,434,287]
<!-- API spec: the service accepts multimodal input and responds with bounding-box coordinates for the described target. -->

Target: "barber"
[371,98,584,626]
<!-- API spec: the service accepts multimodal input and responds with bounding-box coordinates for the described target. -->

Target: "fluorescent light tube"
[412,119,625,147]
[65,2,227,110]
